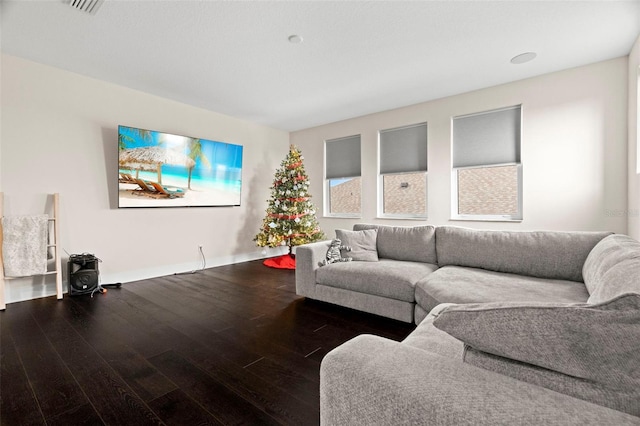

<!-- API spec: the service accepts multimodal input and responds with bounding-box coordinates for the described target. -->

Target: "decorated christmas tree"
[254,145,324,266]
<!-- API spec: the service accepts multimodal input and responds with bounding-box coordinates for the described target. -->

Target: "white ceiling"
[2,1,639,131]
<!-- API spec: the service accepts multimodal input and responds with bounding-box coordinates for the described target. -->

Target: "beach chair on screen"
[119,173,137,184]
[147,181,186,198]
[130,178,165,199]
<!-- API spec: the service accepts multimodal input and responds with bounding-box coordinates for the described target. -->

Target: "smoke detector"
[68,0,104,15]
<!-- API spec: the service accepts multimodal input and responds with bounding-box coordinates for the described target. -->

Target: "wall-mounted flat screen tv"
[118,125,243,208]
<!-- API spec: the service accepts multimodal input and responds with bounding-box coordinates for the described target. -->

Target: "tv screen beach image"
[118,126,243,208]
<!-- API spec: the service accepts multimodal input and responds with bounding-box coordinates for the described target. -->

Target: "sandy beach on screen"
[118,176,240,207]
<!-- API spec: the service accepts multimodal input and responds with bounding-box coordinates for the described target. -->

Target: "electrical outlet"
[198,244,203,249]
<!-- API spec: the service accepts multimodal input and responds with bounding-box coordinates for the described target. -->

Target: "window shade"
[326,135,361,179]
[380,123,428,174]
[452,106,521,168]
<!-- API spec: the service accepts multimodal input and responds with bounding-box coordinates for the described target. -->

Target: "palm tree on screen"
[118,128,152,151]
[186,138,211,190]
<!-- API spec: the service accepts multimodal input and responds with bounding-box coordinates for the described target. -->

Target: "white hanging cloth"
[2,214,48,277]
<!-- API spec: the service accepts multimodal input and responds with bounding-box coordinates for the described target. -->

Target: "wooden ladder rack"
[0,193,63,310]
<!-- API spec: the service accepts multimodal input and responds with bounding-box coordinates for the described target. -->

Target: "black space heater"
[68,253,100,296]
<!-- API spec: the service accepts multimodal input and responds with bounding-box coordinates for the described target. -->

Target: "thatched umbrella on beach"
[119,147,195,185]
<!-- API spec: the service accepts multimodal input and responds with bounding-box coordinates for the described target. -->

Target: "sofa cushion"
[414,304,429,325]
[588,258,640,304]
[402,303,463,359]
[463,346,640,416]
[353,224,436,264]
[432,293,640,415]
[435,226,611,282]
[414,266,589,313]
[582,234,640,303]
[316,259,437,303]
[335,229,379,262]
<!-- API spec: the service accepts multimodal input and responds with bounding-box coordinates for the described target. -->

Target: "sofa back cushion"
[463,345,639,416]
[433,294,640,416]
[582,234,640,303]
[353,224,437,264]
[435,226,611,282]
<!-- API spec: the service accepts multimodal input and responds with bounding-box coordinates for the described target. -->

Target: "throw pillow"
[432,294,640,391]
[335,229,379,262]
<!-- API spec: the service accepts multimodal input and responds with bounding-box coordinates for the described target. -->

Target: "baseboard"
[3,246,289,306]
[100,247,288,284]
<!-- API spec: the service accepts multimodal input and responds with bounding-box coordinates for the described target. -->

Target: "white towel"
[2,214,49,277]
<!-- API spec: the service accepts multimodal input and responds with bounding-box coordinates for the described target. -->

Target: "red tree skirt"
[263,254,296,269]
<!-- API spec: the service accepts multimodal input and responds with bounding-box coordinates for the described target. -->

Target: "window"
[325,135,361,216]
[452,105,522,221]
[379,123,428,218]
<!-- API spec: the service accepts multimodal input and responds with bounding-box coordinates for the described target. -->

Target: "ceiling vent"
[68,0,104,15]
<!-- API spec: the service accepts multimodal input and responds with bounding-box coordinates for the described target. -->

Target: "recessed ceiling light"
[288,35,303,44]
[510,52,537,65]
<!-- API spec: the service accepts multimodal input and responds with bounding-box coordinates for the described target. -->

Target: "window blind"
[452,105,521,168]
[326,135,361,179]
[380,122,428,174]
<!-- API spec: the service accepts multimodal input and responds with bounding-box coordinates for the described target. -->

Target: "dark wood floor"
[0,260,415,425]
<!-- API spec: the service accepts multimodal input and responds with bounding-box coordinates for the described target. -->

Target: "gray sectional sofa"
[296,224,612,324]
[295,224,640,425]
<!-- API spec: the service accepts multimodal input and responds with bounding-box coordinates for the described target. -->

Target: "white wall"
[0,6,3,192]
[292,57,629,235]
[628,35,640,240]
[1,54,289,304]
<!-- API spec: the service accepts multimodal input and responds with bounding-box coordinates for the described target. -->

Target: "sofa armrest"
[320,335,639,426]
[295,240,330,298]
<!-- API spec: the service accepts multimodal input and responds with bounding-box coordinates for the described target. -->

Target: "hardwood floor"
[0,260,415,425]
